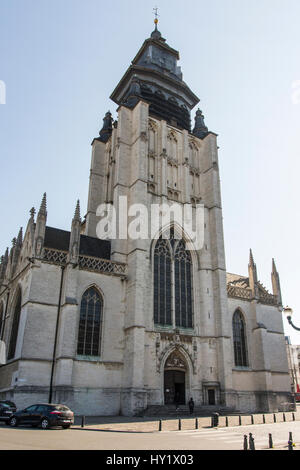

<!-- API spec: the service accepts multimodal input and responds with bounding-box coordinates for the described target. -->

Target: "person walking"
[188,397,194,414]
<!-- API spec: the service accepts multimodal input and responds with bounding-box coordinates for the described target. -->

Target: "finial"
[153,6,159,29]
[151,6,163,40]
[98,111,113,143]
[30,207,36,220]
[193,109,208,139]
[74,199,81,222]
[272,258,277,273]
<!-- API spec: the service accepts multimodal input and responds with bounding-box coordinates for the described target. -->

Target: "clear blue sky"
[1,0,300,342]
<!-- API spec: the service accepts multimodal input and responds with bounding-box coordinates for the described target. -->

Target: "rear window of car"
[0,403,10,409]
[0,401,15,407]
[53,405,70,411]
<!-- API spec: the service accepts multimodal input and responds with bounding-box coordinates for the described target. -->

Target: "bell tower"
[85,19,233,415]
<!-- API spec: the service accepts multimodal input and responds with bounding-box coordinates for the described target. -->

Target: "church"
[0,21,292,416]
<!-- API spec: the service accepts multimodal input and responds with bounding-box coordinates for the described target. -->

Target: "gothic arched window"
[0,301,4,339]
[77,287,103,357]
[154,239,172,326]
[153,228,193,329]
[7,289,22,360]
[175,240,193,328]
[232,310,248,367]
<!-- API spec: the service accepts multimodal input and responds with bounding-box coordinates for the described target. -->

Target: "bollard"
[159,420,162,432]
[289,432,295,448]
[263,414,265,424]
[239,415,242,426]
[178,418,181,431]
[243,435,248,451]
[211,413,219,427]
[251,415,254,425]
[225,416,228,427]
[269,433,273,449]
[195,418,198,430]
[249,433,255,450]
[283,413,286,422]
[292,412,295,421]
[81,415,85,428]
[273,413,276,423]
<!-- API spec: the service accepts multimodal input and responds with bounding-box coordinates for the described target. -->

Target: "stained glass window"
[154,239,172,326]
[174,240,193,328]
[232,310,248,367]
[154,229,193,329]
[77,287,103,356]
[7,289,21,360]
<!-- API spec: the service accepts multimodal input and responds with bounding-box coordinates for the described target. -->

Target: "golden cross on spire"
[153,6,159,27]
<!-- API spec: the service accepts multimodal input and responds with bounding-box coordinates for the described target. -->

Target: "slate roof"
[44,226,111,260]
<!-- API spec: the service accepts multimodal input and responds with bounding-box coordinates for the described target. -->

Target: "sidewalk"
[73,410,300,434]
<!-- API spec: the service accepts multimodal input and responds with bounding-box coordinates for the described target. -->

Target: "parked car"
[0,401,16,424]
[0,400,16,410]
[9,403,74,429]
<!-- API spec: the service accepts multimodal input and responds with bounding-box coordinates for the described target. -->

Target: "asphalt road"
[0,420,299,451]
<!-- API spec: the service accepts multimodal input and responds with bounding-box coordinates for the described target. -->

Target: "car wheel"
[62,424,71,429]
[40,418,50,430]
[9,417,18,427]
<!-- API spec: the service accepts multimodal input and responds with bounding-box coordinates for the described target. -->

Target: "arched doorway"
[164,351,187,405]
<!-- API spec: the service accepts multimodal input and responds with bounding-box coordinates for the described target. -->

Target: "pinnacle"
[38,192,47,216]
[249,248,255,266]
[73,199,81,222]
[17,227,23,245]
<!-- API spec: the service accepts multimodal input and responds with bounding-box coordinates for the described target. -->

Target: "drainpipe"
[48,265,65,403]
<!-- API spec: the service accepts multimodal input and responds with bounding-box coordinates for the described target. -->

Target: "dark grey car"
[0,402,16,423]
[9,403,74,429]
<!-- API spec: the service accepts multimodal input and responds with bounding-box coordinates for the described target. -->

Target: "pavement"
[0,410,299,451]
[72,409,300,433]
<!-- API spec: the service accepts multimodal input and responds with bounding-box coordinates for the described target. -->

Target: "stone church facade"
[0,25,292,416]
